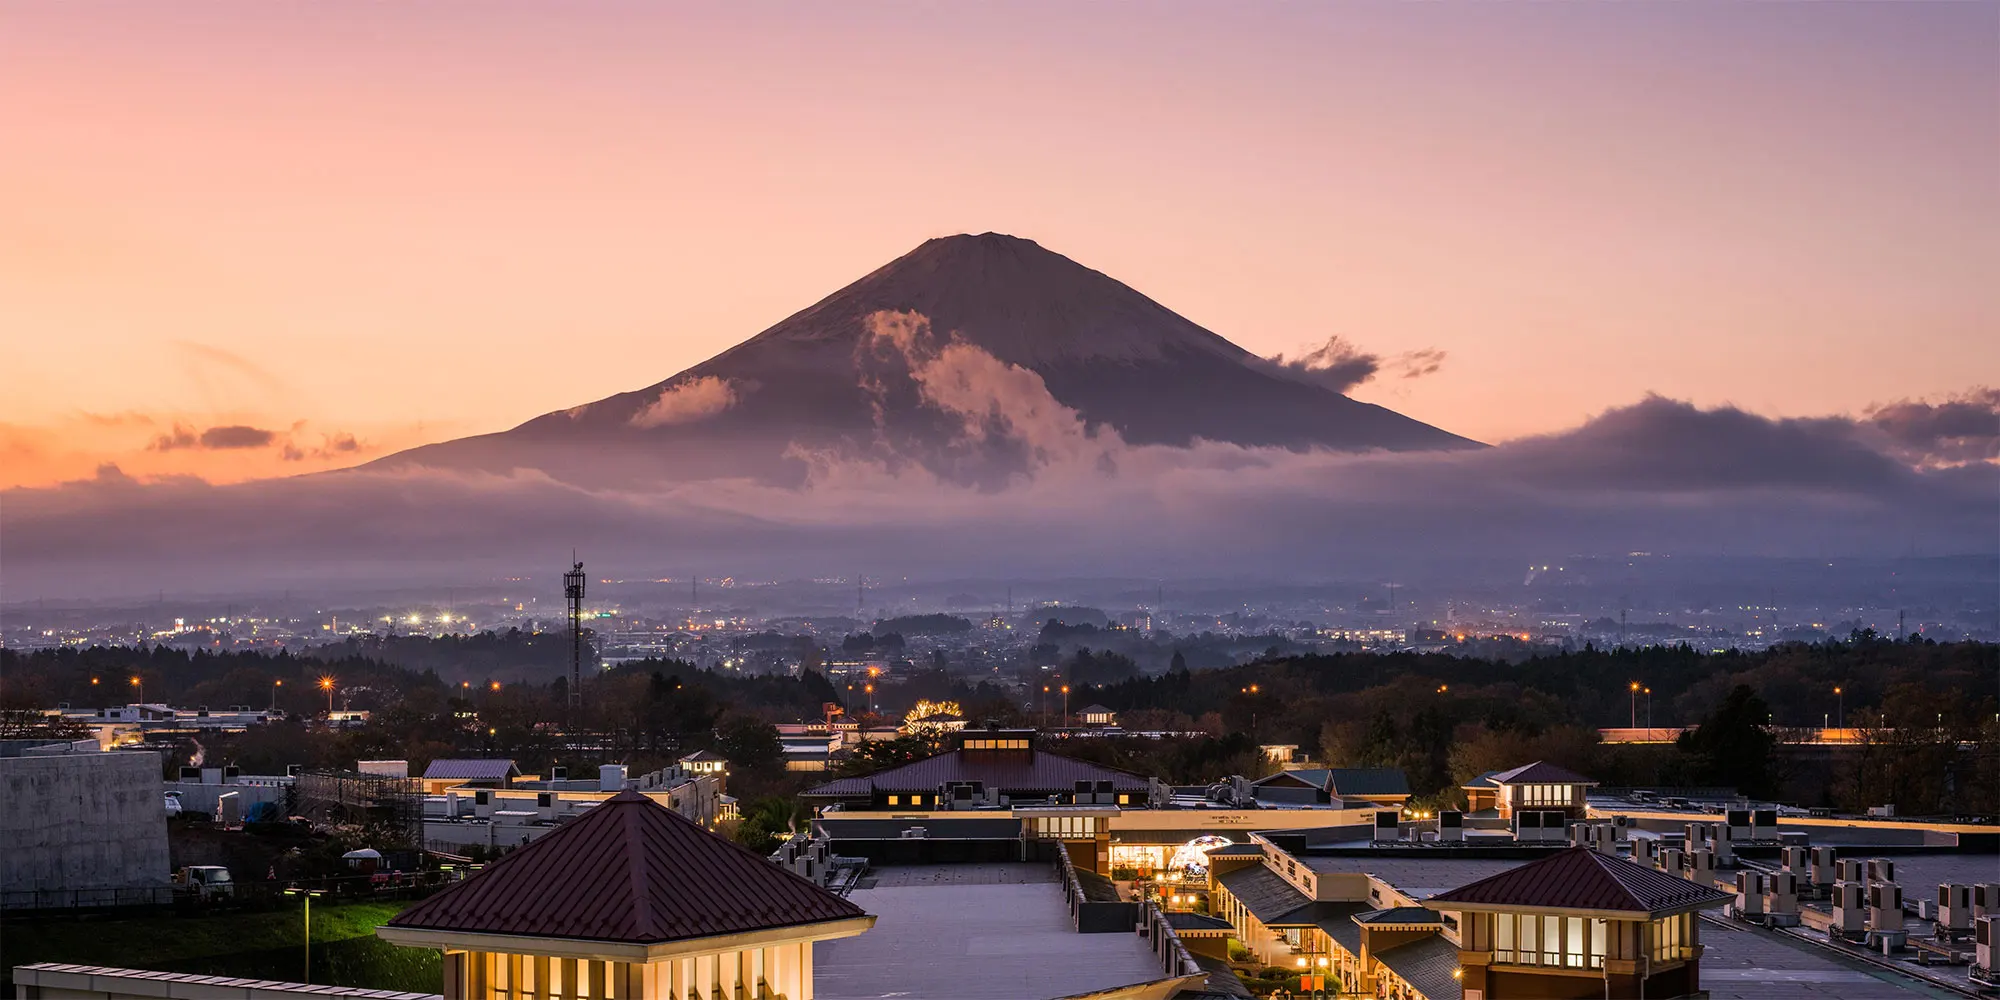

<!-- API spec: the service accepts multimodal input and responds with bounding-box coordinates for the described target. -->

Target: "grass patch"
[3,900,439,994]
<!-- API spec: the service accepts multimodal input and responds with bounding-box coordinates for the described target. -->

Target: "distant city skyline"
[4,2,1996,488]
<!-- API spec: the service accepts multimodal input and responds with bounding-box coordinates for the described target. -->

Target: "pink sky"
[3,2,1994,488]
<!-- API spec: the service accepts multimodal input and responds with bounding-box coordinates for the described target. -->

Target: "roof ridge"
[622,796,656,938]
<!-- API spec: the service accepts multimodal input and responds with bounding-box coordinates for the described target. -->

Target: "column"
[443,951,466,1000]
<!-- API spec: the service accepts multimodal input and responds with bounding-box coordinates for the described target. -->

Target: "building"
[1429,847,1731,998]
[422,759,522,793]
[1078,705,1118,727]
[1250,767,1412,809]
[1,741,172,909]
[422,763,723,854]
[1463,762,1596,821]
[379,789,874,998]
[801,729,1152,812]
[679,749,727,778]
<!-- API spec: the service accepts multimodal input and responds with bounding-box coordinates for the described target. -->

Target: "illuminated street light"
[130,676,143,704]
[318,676,336,714]
[283,887,328,982]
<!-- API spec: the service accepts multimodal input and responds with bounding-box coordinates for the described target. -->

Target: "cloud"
[281,432,363,462]
[1,312,1991,597]
[151,423,278,451]
[630,376,738,428]
[1861,388,2000,467]
[1258,337,1448,393]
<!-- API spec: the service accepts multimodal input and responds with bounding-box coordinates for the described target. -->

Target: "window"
[1492,913,1606,970]
[910,794,924,806]
[1651,913,1691,963]
[1117,794,1130,805]
[887,795,899,806]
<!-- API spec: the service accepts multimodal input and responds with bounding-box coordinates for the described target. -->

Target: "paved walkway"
[816,864,1163,1000]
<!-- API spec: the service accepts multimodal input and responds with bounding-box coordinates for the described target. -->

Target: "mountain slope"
[373,233,1480,487]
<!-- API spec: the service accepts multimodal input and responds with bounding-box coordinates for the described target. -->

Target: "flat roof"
[1299,856,1527,899]
[1698,918,1951,999]
[813,864,1164,1000]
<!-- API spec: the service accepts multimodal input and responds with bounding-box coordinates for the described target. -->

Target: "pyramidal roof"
[1426,847,1730,915]
[388,790,865,943]
[1489,760,1596,785]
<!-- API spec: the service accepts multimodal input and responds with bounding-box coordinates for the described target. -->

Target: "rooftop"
[1324,768,1412,797]
[814,864,1164,1000]
[1489,760,1595,785]
[420,758,519,781]
[1427,847,1730,915]
[802,747,1150,798]
[1372,934,1462,1000]
[387,789,865,943]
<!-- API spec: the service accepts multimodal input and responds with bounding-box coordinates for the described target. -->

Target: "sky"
[2,2,1996,489]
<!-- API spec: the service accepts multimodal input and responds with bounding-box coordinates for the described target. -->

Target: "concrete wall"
[1,751,170,895]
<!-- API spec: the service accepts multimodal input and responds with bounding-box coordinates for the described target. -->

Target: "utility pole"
[1619,608,1627,648]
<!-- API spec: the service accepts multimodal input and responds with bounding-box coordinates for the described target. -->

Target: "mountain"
[372,233,1479,487]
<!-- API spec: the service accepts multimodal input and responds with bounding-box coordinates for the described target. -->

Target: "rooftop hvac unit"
[550,766,568,781]
[1809,847,1838,888]
[1375,810,1401,842]
[178,766,202,782]
[1752,807,1777,834]
[1866,859,1895,884]
[1975,884,2000,918]
[1976,916,1995,978]
[1869,883,1905,933]
[1832,882,1867,935]
[1438,810,1464,842]
[1939,885,1974,932]
[1686,849,1717,882]
[1634,838,1660,865]
[1659,847,1684,876]
[1837,858,1867,884]
[1735,871,1766,916]
[473,789,494,819]
[1766,872,1800,916]
[1610,814,1632,837]
[286,764,303,778]
[223,765,239,781]
[1780,846,1807,873]
[536,792,555,821]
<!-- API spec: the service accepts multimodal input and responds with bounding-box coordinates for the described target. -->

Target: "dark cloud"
[1863,388,2000,466]
[282,433,365,462]
[4,385,1992,599]
[150,423,278,451]
[1259,338,1448,393]
[1261,337,1380,393]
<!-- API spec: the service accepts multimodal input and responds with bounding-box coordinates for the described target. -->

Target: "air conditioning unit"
[1659,847,1684,876]
[1438,810,1465,842]
[473,789,494,819]
[1868,883,1904,933]
[1974,884,2000,919]
[1685,849,1716,883]
[1735,871,1766,917]
[535,792,556,821]
[1940,885,1974,932]
[1375,810,1401,842]
[1766,871,1799,918]
[1780,846,1806,873]
[550,766,568,781]
[1634,838,1660,866]
[1752,807,1777,837]
[1837,858,1867,884]
[1832,883,1867,935]
[1975,916,1996,980]
[1810,847,1838,888]
[1866,859,1895,884]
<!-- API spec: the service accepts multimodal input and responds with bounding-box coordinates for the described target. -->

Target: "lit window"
[887,795,899,805]
[1118,794,1129,805]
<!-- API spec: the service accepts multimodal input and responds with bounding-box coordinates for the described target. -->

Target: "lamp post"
[283,887,327,982]
[319,676,336,715]
[1061,684,1070,729]
[1629,681,1640,729]
[1834,686,1844,731]
[1644,687,1652,731]
[270,679,282,712]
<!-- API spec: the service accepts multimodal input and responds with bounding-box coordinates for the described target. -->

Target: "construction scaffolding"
[295,768,423,848]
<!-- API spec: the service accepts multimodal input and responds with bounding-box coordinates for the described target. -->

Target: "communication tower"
[565,558,586,719]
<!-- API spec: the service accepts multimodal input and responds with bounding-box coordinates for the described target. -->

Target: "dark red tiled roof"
[1489,760,1595,785]
[800,748,1150,798]
[388,790,865,943]
[1427,847,1730,914]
